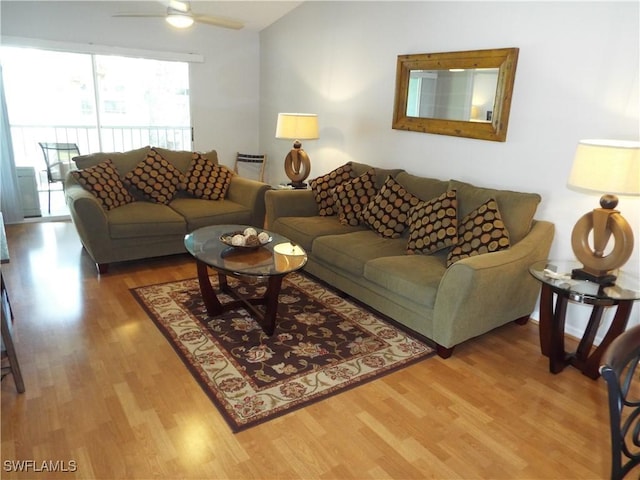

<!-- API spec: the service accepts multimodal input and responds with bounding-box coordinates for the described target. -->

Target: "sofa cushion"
[449,179,540,245]
[333,169,378,226]
[406,190,458,254]
[309,163,354,216]
[107,202,186,239]
[313,230,407,276]
[364,252,447,307]
[394,171,450,202]
[270,216,366,253]
[182,154,233,200]
[350,162,404,189]
[361,175,421,239]
[70,159,135,211]
[73,146,151,175]
[124,149,183,205]
[152,147,219,173]
[169,198,252,231]
[447,198,511,267]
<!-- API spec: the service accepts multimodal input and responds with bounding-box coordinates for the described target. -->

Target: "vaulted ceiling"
[99,1,302,32]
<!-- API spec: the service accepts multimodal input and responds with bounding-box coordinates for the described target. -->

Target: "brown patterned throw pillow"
[71,158,134,211]
[361,175,421,238]
[332,169,378,226]
[446,198,511,267]
[406,190,458,254]
[183,153,234,200]
[123,149,183,204]
[310,163,354,216]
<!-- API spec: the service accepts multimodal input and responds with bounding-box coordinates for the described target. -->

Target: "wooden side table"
[529,260,640,380]
[1,214,25,393]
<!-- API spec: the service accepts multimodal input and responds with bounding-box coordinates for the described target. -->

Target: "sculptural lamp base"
[283,142,311,190]
[570,194,634,286]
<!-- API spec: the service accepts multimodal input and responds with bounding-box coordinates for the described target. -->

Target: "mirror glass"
[393,48,519,142]
[407,68,498,122]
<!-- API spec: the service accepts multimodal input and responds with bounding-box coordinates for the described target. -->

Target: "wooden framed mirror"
[392,48,519,142]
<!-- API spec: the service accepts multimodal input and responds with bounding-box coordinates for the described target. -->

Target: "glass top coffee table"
[184,224,307,336]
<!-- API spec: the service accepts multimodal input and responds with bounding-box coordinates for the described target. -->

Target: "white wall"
[0,0,261,168]
[259,1,640,334]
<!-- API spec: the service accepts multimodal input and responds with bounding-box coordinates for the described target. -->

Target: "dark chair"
[234,152,266,182]
[38,142,80,213]
[600,324,640,480]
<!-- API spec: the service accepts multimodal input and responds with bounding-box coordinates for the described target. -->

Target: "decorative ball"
[243,227,258,237]
[245,234,260,247]
[231,234,245,246]
[258,231,270,244]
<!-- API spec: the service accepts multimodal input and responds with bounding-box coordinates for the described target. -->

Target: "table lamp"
[567,139,640,285]
[275,113,319,189]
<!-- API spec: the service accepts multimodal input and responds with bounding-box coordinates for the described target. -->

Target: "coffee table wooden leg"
[196,260,223,315]
[261,276,284,336]
[195,260,286,336]
[218,271,230,294]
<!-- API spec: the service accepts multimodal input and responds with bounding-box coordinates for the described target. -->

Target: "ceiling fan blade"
[193,14,244,30]
[114,2,244,31]
[113,13,165,19]
[168,0,190,13]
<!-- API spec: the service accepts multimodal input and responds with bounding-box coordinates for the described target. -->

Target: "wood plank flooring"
[0,220,617,479]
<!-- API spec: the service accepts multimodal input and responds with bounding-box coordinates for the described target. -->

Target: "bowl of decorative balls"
[220,227,272,250]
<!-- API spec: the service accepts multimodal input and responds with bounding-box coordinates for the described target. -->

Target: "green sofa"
[265,162,554,358]
[66,146,270,274]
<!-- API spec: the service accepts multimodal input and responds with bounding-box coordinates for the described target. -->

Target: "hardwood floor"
[0,220,618,479]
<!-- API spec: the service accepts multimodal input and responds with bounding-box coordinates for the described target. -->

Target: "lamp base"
[571,267,616,286]
[287,181,308,189]
[571,203,634,288]
[284,146,311,188]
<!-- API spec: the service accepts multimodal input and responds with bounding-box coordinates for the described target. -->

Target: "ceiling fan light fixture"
[166,12,194,28]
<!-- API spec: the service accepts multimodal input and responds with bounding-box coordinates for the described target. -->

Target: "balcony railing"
[11,124,192,189]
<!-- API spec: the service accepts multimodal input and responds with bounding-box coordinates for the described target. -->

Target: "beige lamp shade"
[567,139,639,284]
[275,113,319,140]
[567,139,640,196]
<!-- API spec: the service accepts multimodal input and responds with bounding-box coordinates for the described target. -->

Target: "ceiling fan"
[113,0,244,30]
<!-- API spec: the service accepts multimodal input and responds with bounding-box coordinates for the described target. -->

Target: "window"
[1,46,192,169]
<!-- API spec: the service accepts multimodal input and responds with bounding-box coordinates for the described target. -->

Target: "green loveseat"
[265,162,554,358]
[66,146,270,274]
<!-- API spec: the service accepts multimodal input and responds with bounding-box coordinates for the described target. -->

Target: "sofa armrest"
[265,189,318,229]
[65,183,110,255]
[432,220,555,349]
[226,176,271,228]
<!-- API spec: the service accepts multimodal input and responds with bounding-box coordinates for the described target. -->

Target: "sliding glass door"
[1,46,191,174]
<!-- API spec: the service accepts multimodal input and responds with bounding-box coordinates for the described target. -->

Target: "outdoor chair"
[38,142,80,213]
[600,323,640,480]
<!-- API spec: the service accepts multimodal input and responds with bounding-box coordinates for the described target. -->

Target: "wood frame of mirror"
[392,48,519,142]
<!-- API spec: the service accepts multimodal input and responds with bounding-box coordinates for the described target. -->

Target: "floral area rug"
[131,272,435,432]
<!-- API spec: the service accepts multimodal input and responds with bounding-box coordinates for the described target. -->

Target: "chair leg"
[48,184,52,214]
[1,275,25,393]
